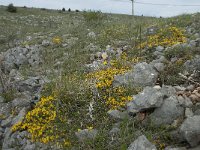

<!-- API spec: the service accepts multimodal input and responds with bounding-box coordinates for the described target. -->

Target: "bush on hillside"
[83,10,104,23]
[62,8,65,11]
[7,3,17,13]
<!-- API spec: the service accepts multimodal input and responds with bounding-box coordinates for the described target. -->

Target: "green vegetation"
[0,5,199,149]
[7,3,17,13]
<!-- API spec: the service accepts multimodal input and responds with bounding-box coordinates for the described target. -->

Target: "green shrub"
[83,10,104,23]
[7,3,17,13]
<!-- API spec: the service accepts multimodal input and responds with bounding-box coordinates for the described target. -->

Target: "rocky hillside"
[0,5,200,150]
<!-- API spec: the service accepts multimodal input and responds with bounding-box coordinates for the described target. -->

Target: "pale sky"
[1,0,200,17]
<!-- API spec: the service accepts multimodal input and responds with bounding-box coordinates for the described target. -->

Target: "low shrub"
[7,3,17,13]
[83,10,104,23]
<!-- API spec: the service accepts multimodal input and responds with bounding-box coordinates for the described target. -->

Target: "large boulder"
[114,62,158,87]
[150,96,184,126]
[180,115,200,147]
[127,135,157,150]
[127,87,164,114]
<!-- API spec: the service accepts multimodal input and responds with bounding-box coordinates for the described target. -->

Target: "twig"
[178,73,200,86]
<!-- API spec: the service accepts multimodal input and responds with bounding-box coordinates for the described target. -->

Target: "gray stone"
[177,96,193,108]
[107,110,128,120]
[147,26,158,35]
[114,62,158,87]
[164,147,187,150]
[153,51,163,58]
[127,87,164,114]
[9,69,24,82]
[75,129,98,141]
[185,108,194,117]
[87,32,96,38]
[109,127,120,135]
[174,86,186,91]
[24,144,36,150]
[1,116,12,127]
[11,107,26,125]
[188,145,200,150]
[0,96,5,103]
[154,63,165,72]
[186,85,195,91]
[127,135,157,150]
[180,115,200,147]
[194,33,200,38]
[0,102,12,118]
[184,57,200,73]
[171,57,178,62]
[161,86,176,98]
[156,46,164,52]
[12,97,31,108]
[151,56,167,65]
[42,40,51,47]
[133,63,158,87]
[150,96,184,126]
[189,40,198,47]
[2,128,13,149]
[17,76,46,93]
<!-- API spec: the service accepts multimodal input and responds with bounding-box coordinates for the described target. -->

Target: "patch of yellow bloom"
[52,36,62,44]
[11,95,69,146]
[87,67,129,89]
[138,26,186,49]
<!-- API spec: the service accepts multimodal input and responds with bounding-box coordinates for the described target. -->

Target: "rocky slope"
[0,6,200,150]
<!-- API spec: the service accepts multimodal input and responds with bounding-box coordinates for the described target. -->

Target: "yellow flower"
[78,129,82,132]
[103,61,107,65]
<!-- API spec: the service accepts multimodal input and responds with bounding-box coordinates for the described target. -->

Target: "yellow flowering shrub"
[52,36,62,44]
[86,52,140,109]
[12,95,70,147]
[138,26,186,49]
[87,67,128,89]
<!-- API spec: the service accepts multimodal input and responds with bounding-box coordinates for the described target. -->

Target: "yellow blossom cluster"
[138,26,186,49]
[87,67,129,89]
[11,96,69,145]
[52,36,62,44]
[105,86,133,109]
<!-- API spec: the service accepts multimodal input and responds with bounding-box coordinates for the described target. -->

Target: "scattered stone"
[150,96,184,126]
[186,85,195,91]
[0,96,5,103]
[174,86,186,91]
[177,96,193,108]
[164,147,187,150]
[114,62,158,87]
[188,145,200,150]
[42,40,51,47]
[153,85,162,90]
[156,46,164,52]
[75,129,98,141]
[107,110,128,120]
[87,32,96,38]
[0,102,12,118]
[161,86,176,98]
[185,108,194,117]
[11,107,26,125]
[127,87,163,114]
[184,56,200,73]
[180,115,200,147]
[154,63,165,72]
[1,116,12,127]
[127,135,157,150]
